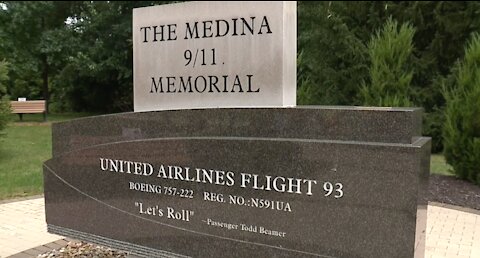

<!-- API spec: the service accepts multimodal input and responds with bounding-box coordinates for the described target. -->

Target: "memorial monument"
[43,2,430,257]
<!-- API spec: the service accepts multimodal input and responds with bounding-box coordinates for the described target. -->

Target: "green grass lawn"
[430,154,454,176]
[9,112,95,123]
[0,113,95,199]
[0,124,51,199]
[0,113,456,199]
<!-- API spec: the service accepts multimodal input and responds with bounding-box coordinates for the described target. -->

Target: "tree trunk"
[41,17,49,113]
[42,53,49,113]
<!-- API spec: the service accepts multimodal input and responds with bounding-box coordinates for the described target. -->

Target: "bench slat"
[10,100,46,113]
[11,106,45,109]
[12,109,45,114]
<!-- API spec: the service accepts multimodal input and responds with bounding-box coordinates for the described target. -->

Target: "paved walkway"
[426,204,480,258]
[0,197,479,258]
[0,197,62,257]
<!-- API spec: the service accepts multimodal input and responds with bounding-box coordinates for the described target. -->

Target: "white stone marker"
[133,1,296,112]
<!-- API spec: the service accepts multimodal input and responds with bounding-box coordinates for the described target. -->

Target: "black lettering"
[178,77,193,93]
[168,24,177,40]
[203,20,213,38]
[259,16,272,34]
[185,22,199,39]
[246,75,258,92]
[195,76,207,93]
[166,76,176,93]
[140,26,151,42]
[222,75,229,92]
[152,25,164,42]
[150,77,164,93]
[208,76,220,92]
[216,20,229,37]
[231,75,244,92]
[241,17,255,35]
[232,18,238,36]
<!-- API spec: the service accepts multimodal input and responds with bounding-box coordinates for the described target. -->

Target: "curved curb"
[6,238,72,258]
[0,195,44,205]
[428,201,480,215]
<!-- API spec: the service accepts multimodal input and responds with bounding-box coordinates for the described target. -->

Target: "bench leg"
[43,112,47,122]
[18,113,23,121]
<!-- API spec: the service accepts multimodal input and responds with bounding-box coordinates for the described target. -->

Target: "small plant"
[443,33,480,185]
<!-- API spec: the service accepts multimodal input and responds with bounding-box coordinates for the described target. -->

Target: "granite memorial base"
[44,107,430,258]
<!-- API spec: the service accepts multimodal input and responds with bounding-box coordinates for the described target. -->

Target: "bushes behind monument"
[443,33,480,185]
[360,18,414,107]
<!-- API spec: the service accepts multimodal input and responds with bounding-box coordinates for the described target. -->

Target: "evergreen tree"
[389,2,480,153]
[297,1,368,105]
[360,18,415,107]
[443,33,480,185]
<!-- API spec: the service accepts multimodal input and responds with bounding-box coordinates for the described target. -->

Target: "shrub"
[443,33,480,185]
[0,60,11,133]
[297,2,368,106]
[0,98,10,132]
[360,18,415,107]
[423,108,445,153]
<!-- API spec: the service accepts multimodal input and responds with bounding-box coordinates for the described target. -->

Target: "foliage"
[443,33,480,185]
[0,1,78,112]
[297,2,368,105]
[296,2,480,152]
[0,59,10,133]
[1,1,480,153]
[423,108,445,153]
[360,18,415,107]
[422,64,458,153]
[54,1,171,113]
[388,2,480,108]
[0,60,8,93]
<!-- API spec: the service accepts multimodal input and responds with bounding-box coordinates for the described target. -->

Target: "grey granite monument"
[44,107,430,258]
[43,2,430,258]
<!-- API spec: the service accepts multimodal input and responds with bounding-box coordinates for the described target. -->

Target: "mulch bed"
[428,174,480,210]
[37,242,128,258]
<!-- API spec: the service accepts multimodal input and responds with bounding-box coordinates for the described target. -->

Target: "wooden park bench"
[10,100,47,121]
